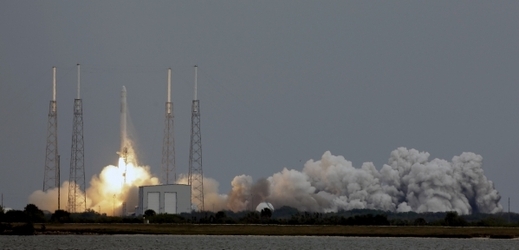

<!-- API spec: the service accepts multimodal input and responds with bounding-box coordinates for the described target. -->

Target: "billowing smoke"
[220,148,502,215]
[29,143,159,214]
[28,181,87,212]
[30,147,502,215]
[176,175,228,211]
[30,86,156,214]
[84,158,159,215]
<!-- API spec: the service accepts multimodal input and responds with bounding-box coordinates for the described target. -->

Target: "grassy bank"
[34,223,519,238]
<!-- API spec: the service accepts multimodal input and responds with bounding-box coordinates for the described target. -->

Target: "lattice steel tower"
[161,68,176,184]
[188,65,204,211]
[67,64,86,213]
[43,67,59,192]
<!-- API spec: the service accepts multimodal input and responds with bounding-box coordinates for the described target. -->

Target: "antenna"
[194,65,198,101]
[43,67,59,192]
[68,64,86,213]
[77,64,80,99]
[52,66,56,102]
[167,68,171,104]
[188,65,204,211]
[162,68,176,184]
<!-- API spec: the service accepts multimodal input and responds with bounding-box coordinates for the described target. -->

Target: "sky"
[1,1,519,212]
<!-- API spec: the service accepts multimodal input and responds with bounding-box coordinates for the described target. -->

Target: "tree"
[51,210,71,223]
[24,204,45,222]
[144,209,156,217]
[444,211,467,226]
[77,209,100,223]
[272,206,298,219]
[215,211,227,223]
[239,212,260,224]
[260,208,272,219]
[414,218,427,226]
[4,210,27,222]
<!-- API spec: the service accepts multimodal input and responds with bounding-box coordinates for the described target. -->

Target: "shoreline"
[30,224,519,238]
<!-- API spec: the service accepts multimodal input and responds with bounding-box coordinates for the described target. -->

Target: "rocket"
[120,86,128,162]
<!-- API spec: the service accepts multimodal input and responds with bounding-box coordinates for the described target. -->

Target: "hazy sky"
[1,1,519,211]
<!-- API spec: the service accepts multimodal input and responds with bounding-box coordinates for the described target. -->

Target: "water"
[0,235,518,250]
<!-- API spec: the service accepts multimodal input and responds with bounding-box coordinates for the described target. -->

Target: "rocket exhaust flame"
[80,88,160,215]
[30,86,160,215]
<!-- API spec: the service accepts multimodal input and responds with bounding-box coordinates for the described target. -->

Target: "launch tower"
[161,68,176,184]
[188,65,204,211]
[43,67,59,192]
[67,64,86,212]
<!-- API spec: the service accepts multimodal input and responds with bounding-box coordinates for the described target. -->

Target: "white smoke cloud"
[30,147,502,215]
[223,148,502,215]
[28,181,88,212]
[29,158,159,215]
[176,174,228,211]
[85,161,159,215]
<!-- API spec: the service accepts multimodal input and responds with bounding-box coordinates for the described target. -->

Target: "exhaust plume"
[29,143,159,214]
[222,147,502,215]
[30,145,501,215]
[30,86,159,214]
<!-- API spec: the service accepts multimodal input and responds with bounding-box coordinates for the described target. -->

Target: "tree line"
[1,204,518,235]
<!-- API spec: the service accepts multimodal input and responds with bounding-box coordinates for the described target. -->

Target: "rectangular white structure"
[164,192,177,214]
[147,192,160,214]
[136,184,191,215]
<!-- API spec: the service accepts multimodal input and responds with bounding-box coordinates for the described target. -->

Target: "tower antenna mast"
[188,65,204,211]
[43,67,59,192]
[68,64,86,212]
[161,68,176,184]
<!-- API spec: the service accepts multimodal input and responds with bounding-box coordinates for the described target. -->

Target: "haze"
[1,1,518,212]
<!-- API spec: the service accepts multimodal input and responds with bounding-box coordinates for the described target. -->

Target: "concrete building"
[136,184,191,215]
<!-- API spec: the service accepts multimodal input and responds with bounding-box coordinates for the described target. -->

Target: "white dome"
[255,202,274,212]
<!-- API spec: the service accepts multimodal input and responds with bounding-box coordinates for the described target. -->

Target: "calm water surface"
[0,235,518,250]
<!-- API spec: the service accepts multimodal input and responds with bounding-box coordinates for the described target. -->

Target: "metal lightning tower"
[67,64,86,213]
[43,67,59,192]
[188,65,204,211]
[161,68,176,184]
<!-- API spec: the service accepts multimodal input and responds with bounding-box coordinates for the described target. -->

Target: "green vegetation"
[1,204,519,237]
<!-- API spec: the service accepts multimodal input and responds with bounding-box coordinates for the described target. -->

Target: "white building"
[136,184,191,215]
